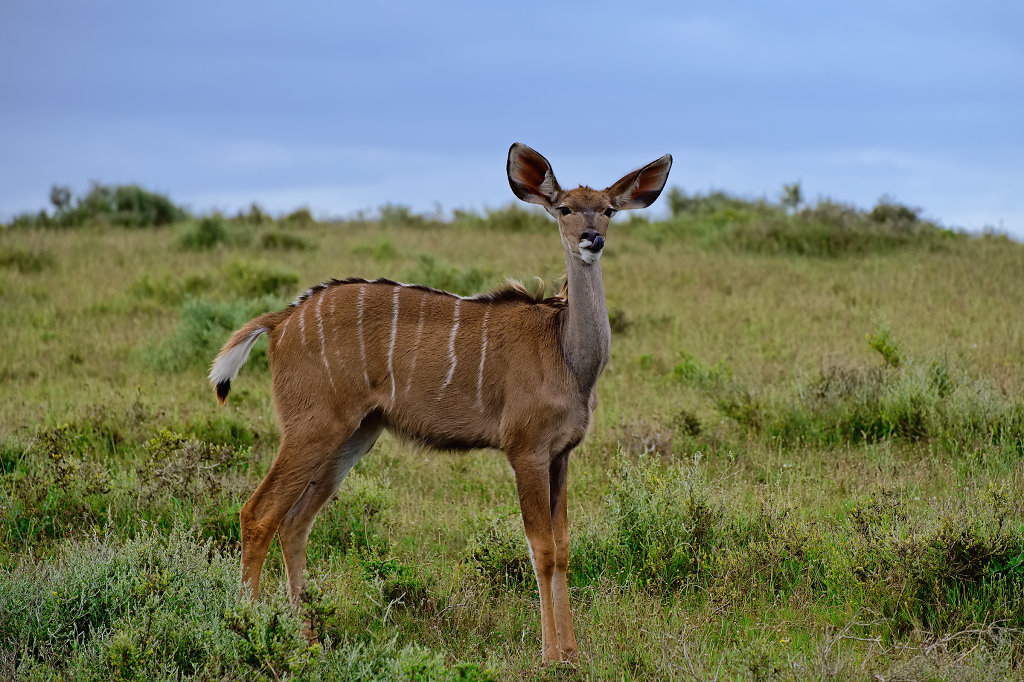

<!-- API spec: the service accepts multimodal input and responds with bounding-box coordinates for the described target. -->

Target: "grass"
[1,193,1024,679]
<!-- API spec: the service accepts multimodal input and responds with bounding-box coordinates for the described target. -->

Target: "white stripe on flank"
[277,314,291,347]
[357,285,369,387]
[387,286,400,403]
[440,298,461,393]
[476,304,490,409]
[329,292,343,364]
[299,305,307,346]
[404,292,428,394]
[316,292,335,388]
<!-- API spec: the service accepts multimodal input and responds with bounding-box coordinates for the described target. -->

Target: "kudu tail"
[209,310,291,404]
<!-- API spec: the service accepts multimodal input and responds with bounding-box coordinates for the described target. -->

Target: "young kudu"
[209,143,672,662]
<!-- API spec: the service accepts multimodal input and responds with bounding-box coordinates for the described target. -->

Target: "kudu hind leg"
[548,449,578,661]
[278,415,384,603]
[239,421,357,598]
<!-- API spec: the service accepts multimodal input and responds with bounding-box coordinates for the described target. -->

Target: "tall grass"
[1,183,1023,678]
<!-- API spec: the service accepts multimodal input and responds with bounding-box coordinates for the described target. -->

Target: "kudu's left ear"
[507,143,562,209]
[606,154,673,210]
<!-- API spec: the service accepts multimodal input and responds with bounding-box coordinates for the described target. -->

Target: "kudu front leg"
[512,455,562,663]
[548,449,578,662]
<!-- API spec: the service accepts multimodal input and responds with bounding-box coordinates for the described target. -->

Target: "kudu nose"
[580,230,604,251]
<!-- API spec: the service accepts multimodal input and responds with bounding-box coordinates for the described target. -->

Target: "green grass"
[2,196,1024,679]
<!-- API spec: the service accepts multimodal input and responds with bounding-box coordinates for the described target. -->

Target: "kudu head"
[506,142,673,265]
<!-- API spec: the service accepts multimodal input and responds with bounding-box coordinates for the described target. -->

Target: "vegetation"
[1,183,1023,679]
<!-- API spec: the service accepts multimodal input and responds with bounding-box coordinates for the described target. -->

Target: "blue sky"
[2,1,1022,235]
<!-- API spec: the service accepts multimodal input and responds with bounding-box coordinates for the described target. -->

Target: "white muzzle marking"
[578,239,602,264]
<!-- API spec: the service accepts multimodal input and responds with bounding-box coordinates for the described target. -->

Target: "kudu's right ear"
[507,143,562,209]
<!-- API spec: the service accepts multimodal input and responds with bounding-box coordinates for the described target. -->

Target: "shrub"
[352,239,397,261]
[379,203,426,226]
[224,260,299,298]
[178,216,228,250]
[453,204,551,233]
[674,351,730,386]
[307,471,396,561]
[568,453,727,591]
[362,557,432,610]
[144,295,284,372]
[282,207,315,225]
[109,184,185,227]
[867,324,903,368]
[8,183,186,229]
[130,272,212,305]
[602,454,723,589]
[259,230,311,250]
[136,430,249,506]
[717,335,1024,450]
[236,203,270,225]
[608,308,631,335]
[0,525,304,680]
[67,182,185,228]
[2,425,113,550]
[404,254,492,296]
[0,246,53,273]
[846,487,1024,636]
[870,196,921,225]
[2,521,496,679]
[466,511,532,589]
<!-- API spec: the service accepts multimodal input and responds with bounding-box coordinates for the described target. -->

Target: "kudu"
[209,143,672,662]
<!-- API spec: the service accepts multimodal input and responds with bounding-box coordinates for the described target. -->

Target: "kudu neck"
[558,249,611,392]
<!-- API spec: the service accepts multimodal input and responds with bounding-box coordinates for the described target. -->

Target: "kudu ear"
[507,143,562,209]
[606,154,673,210]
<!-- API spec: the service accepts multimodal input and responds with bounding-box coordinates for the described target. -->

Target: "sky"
[1,1,1022,236]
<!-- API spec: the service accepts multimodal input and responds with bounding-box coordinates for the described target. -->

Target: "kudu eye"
[558,206,571,217]
[603,208,615,218]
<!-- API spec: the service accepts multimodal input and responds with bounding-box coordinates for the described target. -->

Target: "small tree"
[780,182,802,214]
[49,185,71,213]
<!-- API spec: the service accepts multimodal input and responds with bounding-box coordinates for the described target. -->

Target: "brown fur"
[211,143,672,663]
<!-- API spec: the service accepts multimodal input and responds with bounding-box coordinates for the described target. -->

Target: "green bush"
[1,425,112,550]
[352,239,397,261]
[379,203,433,227]
[1,523,496,680]
[870,196,921,225]
[59,183,185,228]
[0,246,53,273]
[178,216,229,250]
[144,295,284,372]
[1,525,293,680]
[673,351,730,386]
[466,511,532,589]
[453,204,551,233]
[236,203,270,225]
[224,260,299,298]
[259,230,311,250]
[656,185,963,256]
[309,472,395,560]
[846,487,1024,636]
[404,254,492,296]
[130,272,212,305]
[136,430,249,505]
[108,184,185,227]
[599,454,722,589]
[281,207,315,225]
[709,330,1024,450]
